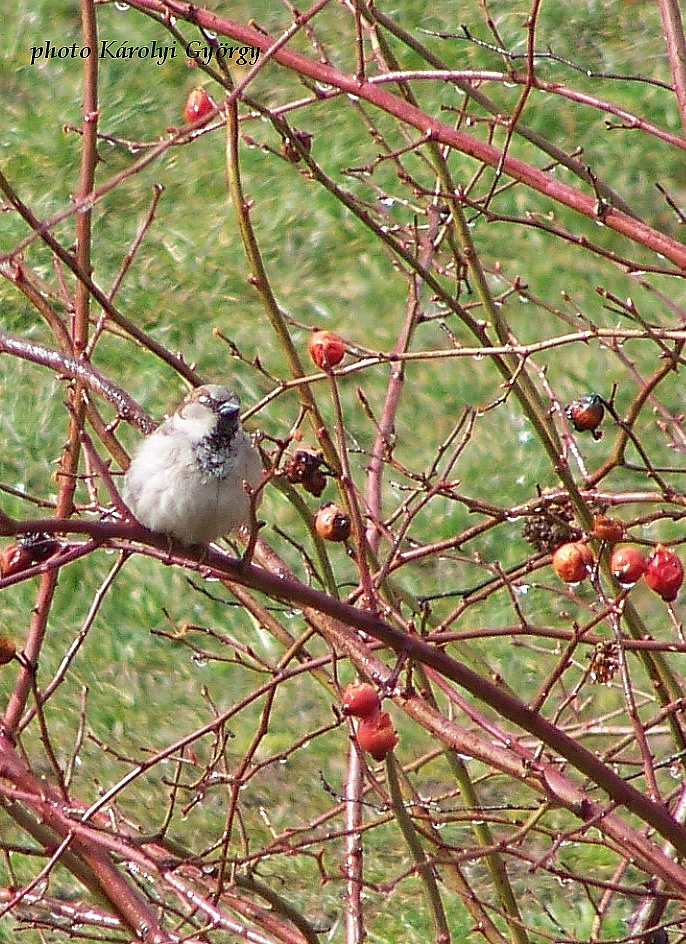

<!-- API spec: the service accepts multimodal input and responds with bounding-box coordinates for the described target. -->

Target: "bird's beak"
[218,400,240,418]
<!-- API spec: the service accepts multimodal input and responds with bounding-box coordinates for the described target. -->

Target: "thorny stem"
[3,0,99,735]
[0,167,202,386]
[360,2,640,216]
[0,739,176,942]
[394,749,514,943]
[344,741,365,944]
[124,0,686,267]
[658,0,686,135]
[325,369,376,610]
[224,56,340,474]
[3,1,686,937]
[384,752,450,944]
[412,663,527,943]
[364,205,444,554]
[0,328,157,432]
[2,499,684,864]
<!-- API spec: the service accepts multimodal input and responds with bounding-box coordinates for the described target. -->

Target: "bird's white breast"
[123,408,262,544]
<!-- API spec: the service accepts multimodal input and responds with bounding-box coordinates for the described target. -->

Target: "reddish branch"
[1,512,686,886]
[124,0,686,269]
[2,1,686,936]
[658,0,686,135]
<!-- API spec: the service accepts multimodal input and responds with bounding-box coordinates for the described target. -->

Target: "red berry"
[610,546,646,586]
[314,502,351,542]
[308,330,346,370]
[184,86,215,123]
[566,394,604,438]
[0,543,34,578]
[356,711,398,761]
[645,545,684,602]
[341,682,381,719]
[0,636,15,665]
[0,534,59,579]
[552,542,594,583]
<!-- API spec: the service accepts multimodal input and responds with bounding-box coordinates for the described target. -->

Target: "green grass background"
[1,0,685,940]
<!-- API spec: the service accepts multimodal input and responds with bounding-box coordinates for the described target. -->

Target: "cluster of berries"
[552,537,683,603]
[341,681,398,761]
[553,399,684,603]
[280,330,351,541]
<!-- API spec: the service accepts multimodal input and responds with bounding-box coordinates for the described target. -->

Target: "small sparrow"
[123,385,262,545]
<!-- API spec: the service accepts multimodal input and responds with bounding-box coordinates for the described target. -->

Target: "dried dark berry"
[522,500,581,554]
[589,641,619,685]
[280,129,313,163]
[18,531,59,562]
[566,394,604,439]
[283,449,328,497]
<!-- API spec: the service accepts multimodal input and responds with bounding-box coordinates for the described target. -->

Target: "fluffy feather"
[123,385,262,544]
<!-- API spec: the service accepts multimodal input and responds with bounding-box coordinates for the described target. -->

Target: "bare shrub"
[1,2,686,941]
